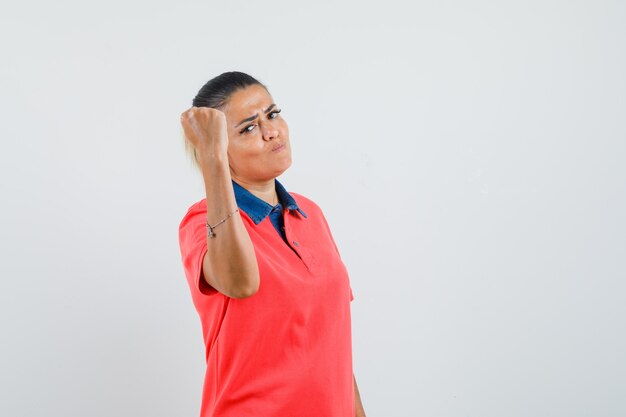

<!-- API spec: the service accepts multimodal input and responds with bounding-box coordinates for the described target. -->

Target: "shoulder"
[188,198,207,211]
[178,198,207,228]
[289,192,324,214]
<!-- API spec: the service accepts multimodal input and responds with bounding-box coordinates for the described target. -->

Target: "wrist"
[199,151,229,174]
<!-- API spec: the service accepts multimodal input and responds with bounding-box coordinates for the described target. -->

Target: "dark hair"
[192,71,268,109]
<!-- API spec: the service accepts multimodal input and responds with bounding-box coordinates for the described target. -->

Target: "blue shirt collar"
[232,178,308,225]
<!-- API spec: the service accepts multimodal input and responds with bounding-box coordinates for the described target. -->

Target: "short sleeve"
[316,204,354,303]
[316,206,342,259]
[178,202,219,296]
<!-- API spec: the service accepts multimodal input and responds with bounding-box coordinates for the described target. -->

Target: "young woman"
[178,71,365,417]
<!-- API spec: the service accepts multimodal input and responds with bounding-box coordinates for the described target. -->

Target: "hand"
[180,106,229,164]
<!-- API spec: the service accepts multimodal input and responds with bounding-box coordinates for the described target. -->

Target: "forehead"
[225,84,273,115]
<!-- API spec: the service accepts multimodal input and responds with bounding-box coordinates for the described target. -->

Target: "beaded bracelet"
[206,208,239,238]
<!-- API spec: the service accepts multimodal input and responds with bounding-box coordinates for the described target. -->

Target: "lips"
[272,143,286,152]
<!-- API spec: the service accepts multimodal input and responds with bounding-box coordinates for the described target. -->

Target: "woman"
[178,71,366,417]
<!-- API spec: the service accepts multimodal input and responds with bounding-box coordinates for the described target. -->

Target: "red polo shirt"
[178,187,354,417]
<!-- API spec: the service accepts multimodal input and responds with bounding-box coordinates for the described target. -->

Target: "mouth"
[271,143,286,152]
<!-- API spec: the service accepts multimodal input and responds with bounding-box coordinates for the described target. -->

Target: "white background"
[1,1,625,416]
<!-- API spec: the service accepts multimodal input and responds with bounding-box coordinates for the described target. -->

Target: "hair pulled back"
[193,71,267,109]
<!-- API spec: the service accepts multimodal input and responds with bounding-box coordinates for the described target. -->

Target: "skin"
[181,84,366,416]
[354,373,366,417]
[220,83,291,206]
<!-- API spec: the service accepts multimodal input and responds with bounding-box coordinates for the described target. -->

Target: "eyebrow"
[235,104,277,128]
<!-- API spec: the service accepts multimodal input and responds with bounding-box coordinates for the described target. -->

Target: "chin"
[272,159,292,177]
[274,165,290,177]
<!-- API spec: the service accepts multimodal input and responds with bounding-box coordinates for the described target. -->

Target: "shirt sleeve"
[178,203,219,296]
[317,206,355,303]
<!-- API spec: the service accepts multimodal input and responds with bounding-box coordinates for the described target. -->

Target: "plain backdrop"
[1,1,624,416]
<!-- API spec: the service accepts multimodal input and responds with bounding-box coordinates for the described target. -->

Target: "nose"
[261,122,279,141]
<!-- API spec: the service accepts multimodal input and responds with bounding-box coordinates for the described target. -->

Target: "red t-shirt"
[178,192,354,417]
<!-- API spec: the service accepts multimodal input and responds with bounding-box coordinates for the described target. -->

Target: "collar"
[231,178,308,225]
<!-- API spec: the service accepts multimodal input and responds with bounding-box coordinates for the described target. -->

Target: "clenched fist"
[180,106,229,164]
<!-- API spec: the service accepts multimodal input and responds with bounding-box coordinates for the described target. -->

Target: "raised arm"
[181,107,259,299]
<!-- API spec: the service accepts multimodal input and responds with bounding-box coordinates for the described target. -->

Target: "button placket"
[283,210,313,270]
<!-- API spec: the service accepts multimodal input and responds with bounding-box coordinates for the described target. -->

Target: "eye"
[268,108,282,119]
[240,125,255,134]
[239,109,282,135]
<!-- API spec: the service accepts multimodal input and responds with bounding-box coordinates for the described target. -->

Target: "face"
[221,84,291,183]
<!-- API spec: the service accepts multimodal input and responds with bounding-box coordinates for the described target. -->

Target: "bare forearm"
[201,157,259,298]
[354,373,366,417]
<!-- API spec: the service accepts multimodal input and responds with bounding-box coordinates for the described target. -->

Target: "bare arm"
[181,107,259,299]
[354,373,366,417]
[200,157,259,299]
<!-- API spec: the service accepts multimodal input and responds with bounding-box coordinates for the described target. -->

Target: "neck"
[232,176,278,206]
